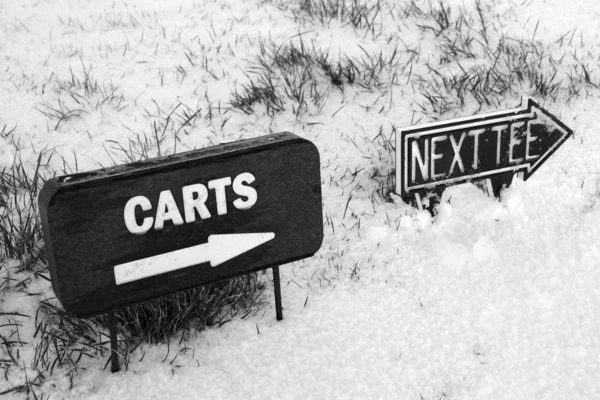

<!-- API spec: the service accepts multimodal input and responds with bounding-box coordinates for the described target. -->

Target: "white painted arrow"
[114,232,275,285]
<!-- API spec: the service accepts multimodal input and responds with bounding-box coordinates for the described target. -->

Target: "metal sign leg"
[108,311,120,373]
[272,266,283,321]
[487,172,515,197]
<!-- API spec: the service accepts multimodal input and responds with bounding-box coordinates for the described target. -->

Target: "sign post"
[396,96,573,210]
[107,311,120,373]
[272,266,283,321]
[39,132,323,371]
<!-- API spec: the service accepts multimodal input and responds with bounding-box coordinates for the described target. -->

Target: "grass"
[369,124,397,202]
[0,144,54,267]
[406,1,598,118]
[103,100,205,164]
[412,0,451,37]
[0,143,56,396]
[275,0,383,33]
[0,366,46,400]
[33,274,266,373]
[35,99,86,131]
[36,57,127,131]
[1,125,17,139]
[230,71,285,116]
[0,124,270,379]
[230,36,400,118]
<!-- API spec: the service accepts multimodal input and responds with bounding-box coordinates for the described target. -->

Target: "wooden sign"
[396,96,572,207]
[39,132,323,318]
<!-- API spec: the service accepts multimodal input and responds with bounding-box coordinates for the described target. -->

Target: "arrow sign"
[114,233,275,285]
[396,96,573,198]
[39,132,323,317]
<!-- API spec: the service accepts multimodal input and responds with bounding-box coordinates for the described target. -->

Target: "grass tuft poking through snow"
[230,36,401,118]
[33,274,267,374]
[0,143,53,267]
[405,0,599,117]
[274,0,384,32]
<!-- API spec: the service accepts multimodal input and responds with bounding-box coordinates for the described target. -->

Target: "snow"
[2,0,600,398]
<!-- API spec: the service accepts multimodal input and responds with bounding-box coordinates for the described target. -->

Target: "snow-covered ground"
[1,0,600,398]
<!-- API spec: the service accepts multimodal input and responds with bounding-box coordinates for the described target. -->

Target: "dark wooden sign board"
[39,132,323,370]
[396,96,573,210]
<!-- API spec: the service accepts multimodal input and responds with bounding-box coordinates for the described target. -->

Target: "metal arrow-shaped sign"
[396,96,573,200]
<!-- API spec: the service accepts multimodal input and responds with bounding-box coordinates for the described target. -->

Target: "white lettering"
[411,140,429,183]
[525,122,538,161]
[449,133,466,174]
[509,121,525,164]
[124,196,154,235]
[468,128,485,170]
[233,172,257,210]
[182,184,211,222]
[154,190,184,230]
[492,124,508,166]
[208,177,232,216]
[124,172,257,235]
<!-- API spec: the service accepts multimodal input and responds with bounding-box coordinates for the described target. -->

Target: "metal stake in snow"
[395,96,573,209]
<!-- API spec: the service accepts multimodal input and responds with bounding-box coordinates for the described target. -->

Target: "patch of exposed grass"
[410,0,452,37]
[36,57,127,131]
[230,37,400,117]
[116,274,267,344]
[33,275,266,372]
[36,98,86,131]
[0,144,54,268]
[275,0,383,32]
[230,72,285,116]
[402,1,599,118]
[369,124,397,202]
[1,124,17,139]
[0,365,46,400]
[103,100,204,165]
